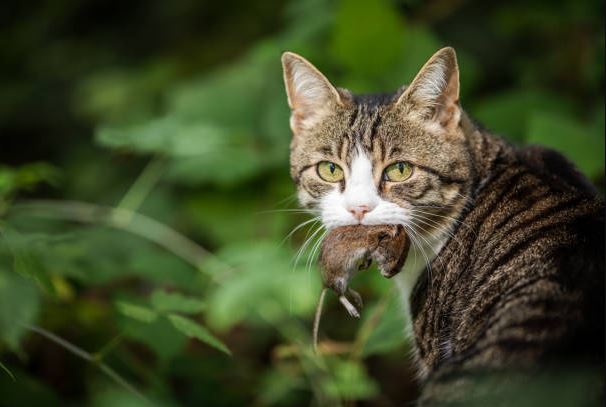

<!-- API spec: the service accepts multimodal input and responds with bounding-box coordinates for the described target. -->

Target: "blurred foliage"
[0,0,603,405]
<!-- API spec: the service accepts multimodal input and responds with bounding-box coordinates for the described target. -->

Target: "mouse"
[313,224,410,352]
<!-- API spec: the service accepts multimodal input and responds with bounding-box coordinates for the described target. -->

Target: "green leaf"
[184,180,294,245]
[470,89,574,142]
[96,117,228,157]
[257,369,305,406]
[74,61,178,124]
[526,111,604,179]
[150,290,205,314]
[394,25,442,84]
[119,316,186,362]
[90,387,153,407]
[322,359,379,400]
[205,241,321,331]
[166,144,268,186]
[331,0,404,77]
[115,302,157,323]
[361,291,408,357]
[1,227,53,293]
[0,269,40,348]
[95,41,292,187]
[128,246,204,291]
[0,163,60,199]
[340,24,441,93]
[168,314,230,355]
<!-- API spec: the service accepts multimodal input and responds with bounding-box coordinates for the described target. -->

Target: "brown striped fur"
[281,47,604,404]
[411,131,604,404]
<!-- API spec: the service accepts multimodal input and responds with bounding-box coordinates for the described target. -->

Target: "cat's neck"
[460,111,511,191]
[394,111,508,337]
[394,233,446,340]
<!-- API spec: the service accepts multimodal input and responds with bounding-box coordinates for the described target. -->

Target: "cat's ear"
[281,52,344,134]
[397,47,460,130]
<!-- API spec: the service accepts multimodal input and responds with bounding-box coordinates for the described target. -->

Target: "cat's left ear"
[397,47,460,130]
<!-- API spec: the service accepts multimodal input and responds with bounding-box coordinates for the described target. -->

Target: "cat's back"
[468,142,604,357]
[475,142,604,268]
[412,140,604,377]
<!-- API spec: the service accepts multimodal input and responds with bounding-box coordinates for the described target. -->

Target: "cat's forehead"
[302,92,425,164]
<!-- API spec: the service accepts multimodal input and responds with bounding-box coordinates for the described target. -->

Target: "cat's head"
[281,47,474,241]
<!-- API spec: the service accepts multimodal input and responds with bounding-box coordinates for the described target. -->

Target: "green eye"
[383,162,413,182]
[317,161,344,182]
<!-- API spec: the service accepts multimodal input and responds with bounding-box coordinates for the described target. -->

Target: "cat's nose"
[349,205,371,221]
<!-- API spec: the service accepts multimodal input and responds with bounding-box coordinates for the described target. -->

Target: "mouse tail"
[313,287,328,354]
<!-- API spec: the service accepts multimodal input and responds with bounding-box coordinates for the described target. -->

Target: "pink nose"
[349,205,370,221]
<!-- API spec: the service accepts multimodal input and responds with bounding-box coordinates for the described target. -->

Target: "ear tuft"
[398,47,460,129]
[281,52,342,134]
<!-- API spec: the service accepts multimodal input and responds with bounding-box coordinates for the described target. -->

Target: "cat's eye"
[383,162,413,182]
[317,161,344,182]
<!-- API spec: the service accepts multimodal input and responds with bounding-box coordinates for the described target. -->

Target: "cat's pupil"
[398,163,404,173]
[329,163,335,173]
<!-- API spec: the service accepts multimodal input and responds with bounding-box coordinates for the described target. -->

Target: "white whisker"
[407,218,448,274]
[281,216,321,245]
[293,223,325,271]
[411,210,472,250]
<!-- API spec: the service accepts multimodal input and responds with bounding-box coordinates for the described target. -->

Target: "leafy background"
[0,0,603,405]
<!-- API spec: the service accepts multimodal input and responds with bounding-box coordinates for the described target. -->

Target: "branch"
[11,200,234,278]
[23,324,149,403]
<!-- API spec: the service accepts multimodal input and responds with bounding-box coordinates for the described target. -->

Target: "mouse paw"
[339,295,360,318]
[347,288,364,309]
[379,264,401,278]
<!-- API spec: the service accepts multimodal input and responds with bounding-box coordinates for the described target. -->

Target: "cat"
[281,47,604,405]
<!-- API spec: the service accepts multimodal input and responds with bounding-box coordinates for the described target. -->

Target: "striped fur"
[281,48,604,404]
[411,133,604,399]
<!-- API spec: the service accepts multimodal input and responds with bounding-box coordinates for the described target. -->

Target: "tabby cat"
[281,47,604,405]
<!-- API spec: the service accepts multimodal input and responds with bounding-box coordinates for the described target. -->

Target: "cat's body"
[408,129,604,404]
[281,48,604,404]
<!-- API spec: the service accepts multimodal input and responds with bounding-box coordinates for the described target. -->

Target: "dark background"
[0,0,603,405]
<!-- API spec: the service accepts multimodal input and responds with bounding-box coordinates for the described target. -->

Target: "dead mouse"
[313,224,409,351]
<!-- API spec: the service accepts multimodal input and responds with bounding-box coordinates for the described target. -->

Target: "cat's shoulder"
[512,144,600,199]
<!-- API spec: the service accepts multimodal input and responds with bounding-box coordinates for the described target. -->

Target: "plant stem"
[0,361,15,381]
[23,324,149,403]
[117,156,167,215]
[93,333,124,362]
[12,200,234,278]
[350,287,394,360]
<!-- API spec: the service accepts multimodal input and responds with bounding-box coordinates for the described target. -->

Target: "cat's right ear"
[281,52,344,134]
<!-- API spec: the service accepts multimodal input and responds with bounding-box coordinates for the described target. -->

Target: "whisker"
[293,223,325,271]
[306,229,327,276]
[289,221,324,314]
[405,222,434,265]
[280,216,321,246]
[410,212,459,241]
[256,208,319,215]
[402,223,433,284]
[411,208,475,236]
[409,212,469,258]
[275,193,299,207]
[413,213,476,248]
[407,218,448,273]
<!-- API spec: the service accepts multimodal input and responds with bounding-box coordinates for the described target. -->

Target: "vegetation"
[0,0,602,405]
